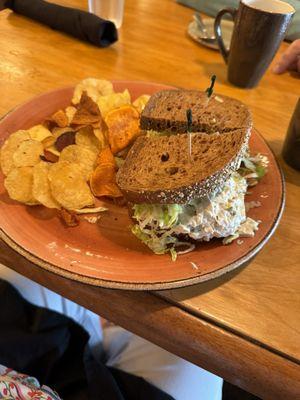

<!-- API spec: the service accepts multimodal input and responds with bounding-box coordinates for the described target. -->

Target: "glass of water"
[88,0,125,29]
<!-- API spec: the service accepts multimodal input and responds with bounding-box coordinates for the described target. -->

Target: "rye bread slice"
[116,128,250,204]
[140,90,252,134]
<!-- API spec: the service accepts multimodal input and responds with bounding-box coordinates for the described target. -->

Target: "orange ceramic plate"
[0,81,285,290]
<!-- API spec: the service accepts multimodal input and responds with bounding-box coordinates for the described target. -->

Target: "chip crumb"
[70,260,81,265]
[190,262,199,270]
[64,244,81,253]
[84,215,101,224]
[47,241,57,249]
[59,208,79,227]
[237,239,244,245]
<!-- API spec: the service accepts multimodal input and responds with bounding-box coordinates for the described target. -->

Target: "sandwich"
[140,89,252,134]
[116,89,265,259]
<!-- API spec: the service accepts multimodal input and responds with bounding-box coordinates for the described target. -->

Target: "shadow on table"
[267,139,300,187]
[289,71,300,79]
[196,61,229,86]
[158,259,253,300]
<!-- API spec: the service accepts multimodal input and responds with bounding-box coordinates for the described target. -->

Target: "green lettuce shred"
[131,204,183,260]
[239,152,268,182]
[255,164,266,179]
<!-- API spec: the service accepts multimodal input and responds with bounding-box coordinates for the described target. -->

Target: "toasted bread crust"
[116,128,250,204]
[140,90,252,134]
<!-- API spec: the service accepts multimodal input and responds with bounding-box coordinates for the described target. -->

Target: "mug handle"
[214,8,237,64]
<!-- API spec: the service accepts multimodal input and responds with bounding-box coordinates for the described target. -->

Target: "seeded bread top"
[140,90,252,134]
[116,128,250,204]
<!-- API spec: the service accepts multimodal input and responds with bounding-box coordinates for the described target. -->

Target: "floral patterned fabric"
[0,365,61,400]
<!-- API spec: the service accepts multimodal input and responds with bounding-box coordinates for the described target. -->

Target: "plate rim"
[0,82,285,290]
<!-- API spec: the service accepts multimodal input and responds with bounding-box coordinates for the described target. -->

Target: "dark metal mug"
[214,0,295,88]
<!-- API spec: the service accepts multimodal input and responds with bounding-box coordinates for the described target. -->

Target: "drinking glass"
[88,0,124,29]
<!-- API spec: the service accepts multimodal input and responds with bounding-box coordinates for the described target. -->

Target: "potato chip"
[0,130,30,175]
[33,161,60,208]
[41,149,59,163]
[54,131,76,151]
[45,146,60,157]
[0,142,18,176]
[97,146,116,166]
[91,162,116,184]
[59,144,97,181]
[71,92,102,125]
[1,80,150,219]
[91,121,101,129]
[92,117,108,145]
[72,78,114,104]
[48,161,94,210]
[97,90,131,117]
[48,110,69,128]
[93,128,108,148]
[105,105,140,154]
[59,208,79,227]
[93,183,123,198]
[76,126,101,153]
[13,139,44,168]
[42,133,61,158]
[42,135,55,149]
[52,127,74,140]
[4,130,30,147]
[65,106,77,124]
[90,163,119,197]
[4,166,38,204]
[28,125,52,142]
[133,94,150,113]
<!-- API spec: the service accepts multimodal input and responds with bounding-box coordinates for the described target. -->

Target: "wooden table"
[0,1,299,399]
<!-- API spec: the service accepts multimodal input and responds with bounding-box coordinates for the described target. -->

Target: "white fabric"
[0,264,223,400]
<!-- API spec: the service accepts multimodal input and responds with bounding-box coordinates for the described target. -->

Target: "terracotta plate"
[0,81,285,290]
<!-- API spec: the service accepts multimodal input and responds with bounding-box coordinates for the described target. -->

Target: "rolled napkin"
[177,0,300,41]
[4,0,118,47]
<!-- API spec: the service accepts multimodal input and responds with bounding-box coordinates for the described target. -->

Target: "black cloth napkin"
[0,279,174,400]
[5,0,118,47]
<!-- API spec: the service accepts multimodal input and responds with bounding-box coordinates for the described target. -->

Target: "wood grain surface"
[0,1,299,399]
